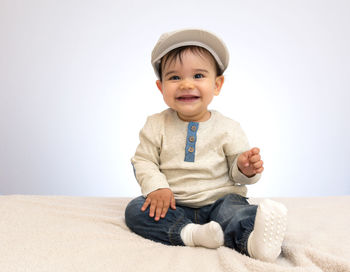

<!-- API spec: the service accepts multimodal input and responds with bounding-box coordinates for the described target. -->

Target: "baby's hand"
[141,188,176,221]
[237,147,264,177]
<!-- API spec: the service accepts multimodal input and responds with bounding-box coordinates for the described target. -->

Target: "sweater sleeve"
[224,122,261,185]
[131,116,170,196]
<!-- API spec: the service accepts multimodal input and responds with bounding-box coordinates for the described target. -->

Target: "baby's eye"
[194,74,204,79]
[169,75,180,80]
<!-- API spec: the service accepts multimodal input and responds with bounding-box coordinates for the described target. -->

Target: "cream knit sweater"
[131,108,260,208]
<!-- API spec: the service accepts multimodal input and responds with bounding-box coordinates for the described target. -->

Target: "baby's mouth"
[176,95,200,102]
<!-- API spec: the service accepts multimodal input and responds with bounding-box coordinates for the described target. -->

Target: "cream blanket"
[0,195,349,272]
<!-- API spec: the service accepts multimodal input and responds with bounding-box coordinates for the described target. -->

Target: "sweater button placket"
[184,122,198,162]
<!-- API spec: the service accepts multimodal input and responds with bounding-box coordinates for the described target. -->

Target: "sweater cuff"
[141,178,170,197]
[231,157,261,185]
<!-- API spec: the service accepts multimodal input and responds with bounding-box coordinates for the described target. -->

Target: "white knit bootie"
[181,221,224,249]
[247,199,288,262]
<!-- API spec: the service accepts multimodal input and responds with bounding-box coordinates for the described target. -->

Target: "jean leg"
[124,196,192,246]
[209,194,258,255]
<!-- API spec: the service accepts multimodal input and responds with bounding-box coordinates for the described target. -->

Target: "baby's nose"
[180,80,195,90]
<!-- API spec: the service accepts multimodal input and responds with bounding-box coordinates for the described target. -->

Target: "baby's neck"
[177,111,211,122]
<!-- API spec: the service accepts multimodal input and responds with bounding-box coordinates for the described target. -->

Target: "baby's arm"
[141,188,176,221]
[132,116,169,194]
[237,147,264,177]
[224,121,262,184]
[132,115,175,220]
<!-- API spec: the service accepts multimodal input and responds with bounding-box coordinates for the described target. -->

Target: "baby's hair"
[158,46,223,81]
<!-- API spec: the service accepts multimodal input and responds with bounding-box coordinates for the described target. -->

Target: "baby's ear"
[214,76,224,96]
[156,80,163,94]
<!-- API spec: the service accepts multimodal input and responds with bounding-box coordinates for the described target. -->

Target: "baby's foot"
[248,199,288,262]
[181,221,224,249]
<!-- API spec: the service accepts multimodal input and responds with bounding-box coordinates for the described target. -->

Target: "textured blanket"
[0,195,349,272]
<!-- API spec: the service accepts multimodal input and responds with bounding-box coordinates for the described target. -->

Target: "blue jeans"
[125,193,257,255]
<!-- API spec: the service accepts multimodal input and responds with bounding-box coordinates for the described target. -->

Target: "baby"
[125,28,287,262]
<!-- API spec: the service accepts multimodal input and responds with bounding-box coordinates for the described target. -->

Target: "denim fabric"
[124,193,257,255]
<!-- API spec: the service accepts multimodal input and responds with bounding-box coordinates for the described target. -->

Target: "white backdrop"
[1,0,349,198]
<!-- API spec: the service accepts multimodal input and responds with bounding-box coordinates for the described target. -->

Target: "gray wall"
[1,0,349,197]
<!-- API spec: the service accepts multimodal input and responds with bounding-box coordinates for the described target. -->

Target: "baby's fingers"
[253,160,263,169]
[147,199,157,218]
[160,201,170,219]
[160,196,176,219]
[255,166,264,174]
[251,147,260,155]
[249,154,261,164]
[170,195,176,210]
[141,197,151,212]
[154,201,164,221]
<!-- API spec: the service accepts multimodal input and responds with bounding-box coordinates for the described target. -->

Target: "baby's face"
[156,50,224,122]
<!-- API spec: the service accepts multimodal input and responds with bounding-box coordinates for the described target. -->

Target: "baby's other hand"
[237,147,264,177]
[141,188,176,221]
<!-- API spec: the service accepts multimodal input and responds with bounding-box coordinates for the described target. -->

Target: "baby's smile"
[176,94,200,102]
